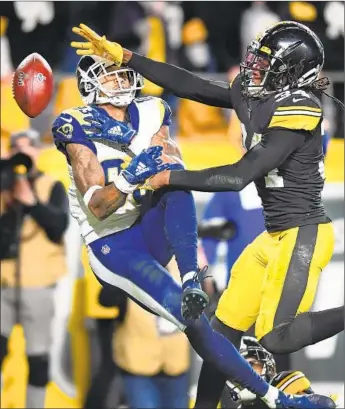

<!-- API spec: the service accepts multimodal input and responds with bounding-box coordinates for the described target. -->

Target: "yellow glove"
[138,179,155,191]
[71,23,123,66]
[120,157,131,170]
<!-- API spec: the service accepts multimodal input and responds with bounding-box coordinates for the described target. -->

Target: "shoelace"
[192,265,212,285]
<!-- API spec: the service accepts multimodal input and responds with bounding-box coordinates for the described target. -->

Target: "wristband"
[83,185,103,208]
[114,173,139,194]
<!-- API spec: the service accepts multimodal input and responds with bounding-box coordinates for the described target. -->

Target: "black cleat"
[181,287,209,320]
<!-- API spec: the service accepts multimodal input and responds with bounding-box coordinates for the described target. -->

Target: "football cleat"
[181,266,210,320]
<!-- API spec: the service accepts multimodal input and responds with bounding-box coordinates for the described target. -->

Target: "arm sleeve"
[129,53,233,108]
[28,181,69,243]
[169,129,306,192]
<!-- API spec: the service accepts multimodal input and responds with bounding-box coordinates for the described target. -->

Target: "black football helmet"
[240,21,324,98]
[240,336,276,382]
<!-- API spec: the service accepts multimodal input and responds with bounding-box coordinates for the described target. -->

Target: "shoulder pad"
[136,96,172,126]
[268,90,322,131]
[271,370,311,394]
[229,75,242,109]
[52,106,97,160]
[135,96,155,103]
[230,74,241,89]
[157,98,172,126]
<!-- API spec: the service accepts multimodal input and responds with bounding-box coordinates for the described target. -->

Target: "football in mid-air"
[12,53,54,118]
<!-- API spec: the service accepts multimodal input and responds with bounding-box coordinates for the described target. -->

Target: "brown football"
[12,53,54,118]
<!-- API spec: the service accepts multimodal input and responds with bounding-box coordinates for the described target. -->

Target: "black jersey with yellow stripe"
[230,76,329,231]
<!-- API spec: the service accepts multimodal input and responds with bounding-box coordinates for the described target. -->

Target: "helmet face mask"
[77,56,144,107]
[241,21,324,99]
[240,337,277,382]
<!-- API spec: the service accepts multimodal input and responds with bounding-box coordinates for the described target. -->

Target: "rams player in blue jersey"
[69,22,341,409]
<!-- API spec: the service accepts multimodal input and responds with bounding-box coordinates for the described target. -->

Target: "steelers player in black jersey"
[71,21,344,408]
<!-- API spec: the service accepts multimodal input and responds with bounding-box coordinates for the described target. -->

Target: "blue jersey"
[51,97,171,244]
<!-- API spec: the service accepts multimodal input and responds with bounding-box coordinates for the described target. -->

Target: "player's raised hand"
[82,114,136,145]
[71,23,124,66]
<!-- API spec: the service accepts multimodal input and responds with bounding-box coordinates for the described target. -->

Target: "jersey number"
[265,161,325,188]
[101,159,146,203]
[264,168,284,188]
[275,89,310,102]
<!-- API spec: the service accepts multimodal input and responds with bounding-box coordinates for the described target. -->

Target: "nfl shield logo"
[101,245,110,255]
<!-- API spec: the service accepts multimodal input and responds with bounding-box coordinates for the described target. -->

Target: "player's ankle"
[182,271,200,290]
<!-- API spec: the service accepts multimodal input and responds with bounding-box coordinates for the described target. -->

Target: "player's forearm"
[125,51,232,108]
[88,184,126,220]
[168,165,251,192]
[167,129,305,192]
[168,149,279,192]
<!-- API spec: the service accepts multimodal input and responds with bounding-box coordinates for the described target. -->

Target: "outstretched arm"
[71,23,233,108]
[125,51,233,109]
[67,143,126,220]
[150,129,306,192]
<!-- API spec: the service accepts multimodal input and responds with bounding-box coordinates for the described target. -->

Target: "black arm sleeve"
[28,181,69,243]
[169,129,306,192]
[129,53,233,108]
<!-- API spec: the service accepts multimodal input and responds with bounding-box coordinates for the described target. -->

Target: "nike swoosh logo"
[61,116,73,123]
[292,98,305,103]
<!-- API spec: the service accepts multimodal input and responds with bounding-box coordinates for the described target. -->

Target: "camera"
[0,152,33,191]
[0,153,33,260]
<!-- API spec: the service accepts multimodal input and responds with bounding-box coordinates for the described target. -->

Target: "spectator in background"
[0,14,30,152]
[176,17,229,139]
[0,130,69,408]
[1,1,69,70]
[240,2,280,59]
[113,258,190,409]
[0,16,13,81]
[107,2,148,53]
[268,1,344,138]
[179,17,212,72]
[181,2,249,74]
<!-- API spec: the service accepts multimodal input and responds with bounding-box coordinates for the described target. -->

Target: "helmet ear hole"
[276,72,288,88]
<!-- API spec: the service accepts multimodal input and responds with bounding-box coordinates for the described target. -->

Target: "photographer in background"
[0,129,69,408]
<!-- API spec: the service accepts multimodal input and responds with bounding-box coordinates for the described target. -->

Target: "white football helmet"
[76,55,144,107]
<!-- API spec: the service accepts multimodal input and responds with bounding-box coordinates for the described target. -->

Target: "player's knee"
[27,355,50,386]
[0,335,9,367]
[262,313,315,354]
[260,330,285,354]
[260,324,300,354]
[260,312,315,354]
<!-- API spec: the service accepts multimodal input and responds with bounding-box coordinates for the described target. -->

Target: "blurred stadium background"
[0,1,344,408]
